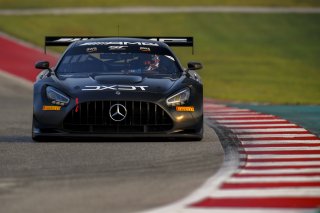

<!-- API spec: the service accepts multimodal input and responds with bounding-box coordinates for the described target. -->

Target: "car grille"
[63,101,173,133]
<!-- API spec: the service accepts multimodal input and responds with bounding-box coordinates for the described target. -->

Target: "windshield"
[56,45,182,78]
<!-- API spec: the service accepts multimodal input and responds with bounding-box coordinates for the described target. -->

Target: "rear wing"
[44,36,194,54]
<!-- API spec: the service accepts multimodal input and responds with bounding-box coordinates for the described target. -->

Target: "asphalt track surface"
[0,37,224,213]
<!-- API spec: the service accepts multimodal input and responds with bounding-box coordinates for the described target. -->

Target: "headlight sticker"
[176,106,195,112]
[42,106,61,111]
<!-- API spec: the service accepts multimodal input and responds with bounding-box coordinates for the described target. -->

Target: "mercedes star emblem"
[109,104,127,121]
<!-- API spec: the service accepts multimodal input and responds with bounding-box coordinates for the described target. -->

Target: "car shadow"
[0,135,199,143]
[34,137,198,143]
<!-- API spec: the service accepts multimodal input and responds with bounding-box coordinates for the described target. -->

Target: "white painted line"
[241,140,320,145]
[224,124,297,128]
[246,161,320,166]
[244,147,320,151]
[217,119,287,123]
[209,188,320,198]
[245,145,320,151]
[238,134,315,138]
[226,176,320,183]
[0,70,33,88]
[237,133,316,140]
[0,32,59,57]
[246,154,320,159]
[0,182,16,189]
[238,168,320,174]
[232,128,307,133]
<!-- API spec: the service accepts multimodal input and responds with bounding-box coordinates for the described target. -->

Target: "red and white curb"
[0,32,57,82]
[144,102,320,213]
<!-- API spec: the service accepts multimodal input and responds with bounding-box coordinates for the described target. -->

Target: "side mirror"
[187,62,203,70]
[35,61,50,70]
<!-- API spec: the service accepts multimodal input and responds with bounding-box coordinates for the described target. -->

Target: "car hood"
[55,74,177,96]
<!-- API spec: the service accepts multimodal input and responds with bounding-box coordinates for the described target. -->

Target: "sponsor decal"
[53,37,188,44]
[42,106,61,111]
[86,47,97,52]
[176,106,195,112]
[108,46,128,50]
[82,85,148,91]
[140,47,151,52]
[150,38,188,43]
[79,41,159,46]
[54,38,89,42]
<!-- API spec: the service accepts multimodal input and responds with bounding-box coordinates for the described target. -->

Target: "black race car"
[32,36,203,141]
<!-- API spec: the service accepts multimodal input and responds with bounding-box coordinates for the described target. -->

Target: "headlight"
[46,86,70,106]
[166,88,190,106]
